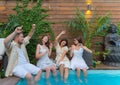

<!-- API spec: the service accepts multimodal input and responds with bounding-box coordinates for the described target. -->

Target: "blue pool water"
[16,70,120,85]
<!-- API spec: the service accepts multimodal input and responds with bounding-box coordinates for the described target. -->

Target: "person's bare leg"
[25,73,35,85]
[46,79,51,85]
[45,67,50,79]
[50,65,58,82]
[64,68,69,83]
[45,67,51,85]
[51,65,57,77]
[76,68,80,78]
[60,64,64,78]
[82,69,87,83]
[76,68,82,83]
[34,70,42,81]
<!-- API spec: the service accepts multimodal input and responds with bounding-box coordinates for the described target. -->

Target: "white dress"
[70,48,89,70]
[37,45,55,69]
[55,43,70,68]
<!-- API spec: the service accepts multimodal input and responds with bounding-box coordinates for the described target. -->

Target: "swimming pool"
[16,70,120,85]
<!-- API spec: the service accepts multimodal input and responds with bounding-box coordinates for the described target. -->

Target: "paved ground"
[0,77,20,85]
[0,63,120,85]
[92,63,120,70]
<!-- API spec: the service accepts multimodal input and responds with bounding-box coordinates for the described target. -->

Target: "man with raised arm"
[4,24,41,84]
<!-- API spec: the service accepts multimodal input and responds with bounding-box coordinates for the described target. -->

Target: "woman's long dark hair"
[74,37,83,45]
[59,38,68,46]
[39,35,50,48]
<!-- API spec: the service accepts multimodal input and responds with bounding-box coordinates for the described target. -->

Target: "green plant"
[68,9,111,48]
[0,0,54,64]
[68,9,89,39]
[0,65,5,78]
[67,9,111,64]
[117,22,120,35]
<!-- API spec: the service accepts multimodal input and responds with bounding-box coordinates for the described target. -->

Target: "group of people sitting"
[3,24,92,85]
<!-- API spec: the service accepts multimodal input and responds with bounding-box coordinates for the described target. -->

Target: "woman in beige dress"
[55,31,70,82]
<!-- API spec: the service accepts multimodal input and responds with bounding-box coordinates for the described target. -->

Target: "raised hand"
[55,30,66,42]
[14,26,22,34]
[32,24,36,29]
[80,43,83,47]
[49,42,53,49]
[61,30,66,35]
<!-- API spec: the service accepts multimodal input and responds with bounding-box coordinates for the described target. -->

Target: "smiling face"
[60,40,67,47]
[60,39,68,47]
[42,35,49,44]
[73,38,79,45]
[18,33,24,44]
[73,37,83,45]
[14,33,24,45]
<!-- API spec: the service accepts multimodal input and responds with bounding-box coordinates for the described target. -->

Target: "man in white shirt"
[4,24,41,85]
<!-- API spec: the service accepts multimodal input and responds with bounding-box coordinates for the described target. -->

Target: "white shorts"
[13,63,41,78]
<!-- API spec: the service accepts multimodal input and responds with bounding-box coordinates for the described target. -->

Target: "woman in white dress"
[70,37,92,82]
[55,30,70,82]
[35,35,56,79]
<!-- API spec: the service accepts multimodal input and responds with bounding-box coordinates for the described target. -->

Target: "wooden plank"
[92,0,120,3]
[47,15,120,20]
[42,0,85,3]
[93,3,120,6]
[42,3,86,7]
[42,3,120,8]
[0,0,120,35]
[0,1,7,5]
[42,0,120,3]
[42,6,120,11]
[47,11,120,15]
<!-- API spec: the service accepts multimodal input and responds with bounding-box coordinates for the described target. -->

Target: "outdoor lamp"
[87,4,91,11]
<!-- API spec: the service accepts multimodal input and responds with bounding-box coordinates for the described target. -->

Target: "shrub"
[0,0,54,64]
